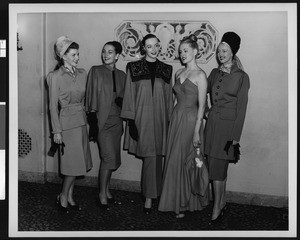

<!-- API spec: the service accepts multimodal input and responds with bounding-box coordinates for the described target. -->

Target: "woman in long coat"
[85,41,126,209]
[121,34,173,213]
[204,32,250,224]
[47,36,93,213]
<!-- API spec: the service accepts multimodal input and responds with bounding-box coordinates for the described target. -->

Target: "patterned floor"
[18,181,288,236]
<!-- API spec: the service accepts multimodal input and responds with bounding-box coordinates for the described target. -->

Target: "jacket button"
[217,86,220,89]
[215,92,218,95]
[219,79,222,82]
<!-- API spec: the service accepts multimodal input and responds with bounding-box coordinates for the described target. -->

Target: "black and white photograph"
[3,2,298,239]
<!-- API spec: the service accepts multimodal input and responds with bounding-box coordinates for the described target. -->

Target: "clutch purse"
[47,142,65,157]
[190,147,209,196]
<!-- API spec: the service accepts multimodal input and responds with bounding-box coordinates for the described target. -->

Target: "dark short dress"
[98,93,123,170]
[85,65,126,170]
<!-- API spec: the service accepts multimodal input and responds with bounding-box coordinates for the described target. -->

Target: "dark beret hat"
[221,32,241,56]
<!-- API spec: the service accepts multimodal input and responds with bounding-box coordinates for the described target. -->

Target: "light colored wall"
[18,10,288,199]
[18,13,46,175]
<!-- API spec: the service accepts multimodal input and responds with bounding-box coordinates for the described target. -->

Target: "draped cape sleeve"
[85,66,100,112]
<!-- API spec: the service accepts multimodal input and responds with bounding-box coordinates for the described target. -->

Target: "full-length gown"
[158,78,209,214]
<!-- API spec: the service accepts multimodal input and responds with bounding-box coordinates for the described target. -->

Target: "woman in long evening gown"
[158,34,209,218]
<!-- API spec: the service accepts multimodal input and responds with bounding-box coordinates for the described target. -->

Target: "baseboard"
[18,170,46,183]
[18,170,288,208]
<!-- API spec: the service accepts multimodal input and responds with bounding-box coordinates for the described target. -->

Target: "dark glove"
[48,142,65,157]
[224,140,233,155]
[233,143,241,161]
[87,112,99,143]
[128,119,138,141]
[115,97,123,108]
[224,141,241,162]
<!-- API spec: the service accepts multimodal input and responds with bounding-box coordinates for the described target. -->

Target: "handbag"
[189,147,209,196]
[47,142,65,157]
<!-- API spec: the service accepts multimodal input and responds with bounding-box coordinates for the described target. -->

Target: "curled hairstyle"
[139,34,160,56]
[180,34,199,54]
[105,41,123,55]
[54,42,79,69]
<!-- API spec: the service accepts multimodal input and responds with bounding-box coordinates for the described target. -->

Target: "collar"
[103,64,116,72]
[127,58,172,83]
[62,65,77,77]
[219,62,239,75]
[220,63,232,74]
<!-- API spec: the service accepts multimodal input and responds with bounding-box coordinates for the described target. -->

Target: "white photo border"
[9,3,297,238]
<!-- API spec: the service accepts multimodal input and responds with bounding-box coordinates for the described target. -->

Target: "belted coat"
[47,66,93,175]
[47,66,87,133]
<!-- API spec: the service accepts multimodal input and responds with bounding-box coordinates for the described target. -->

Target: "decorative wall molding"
[115,20,218,63]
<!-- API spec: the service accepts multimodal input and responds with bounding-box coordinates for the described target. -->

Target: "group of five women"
[47,31,250,225]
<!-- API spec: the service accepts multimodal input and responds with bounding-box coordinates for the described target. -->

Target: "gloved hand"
[115,97,123,108]
[48,142,65,156]
[224,140,233,155]
[128,119,138,141]
[224,140,241,162]
[87,112,99,143]
[233,143,241,160]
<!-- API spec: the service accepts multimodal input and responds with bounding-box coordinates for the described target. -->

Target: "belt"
[61,102,83,109]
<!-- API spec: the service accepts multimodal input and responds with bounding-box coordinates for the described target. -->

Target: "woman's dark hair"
[105,41,123,55]
[139,34,160,56]
[54,41,79,69]
[180,34,199,53]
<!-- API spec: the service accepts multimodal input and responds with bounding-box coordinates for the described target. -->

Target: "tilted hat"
[221,32,241,56]
[55,36,74,58]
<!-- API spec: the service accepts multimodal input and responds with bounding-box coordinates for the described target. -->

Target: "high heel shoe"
[108,197,122,205]
[56,195,69,213]
[221,204,228,213]
[143,198,152,214]
[68,201,81,211]
[96,197,110,210]
[176,212,185,219]
[209,208,224,225]
[107,197,116,204]
[143,207,152,214]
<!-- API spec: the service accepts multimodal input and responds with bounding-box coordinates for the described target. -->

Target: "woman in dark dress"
[121,34,173,214]
[85,41,126,209]
[204,32,250,224]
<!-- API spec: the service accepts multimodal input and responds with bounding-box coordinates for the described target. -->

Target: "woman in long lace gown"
[158,34,209,218]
